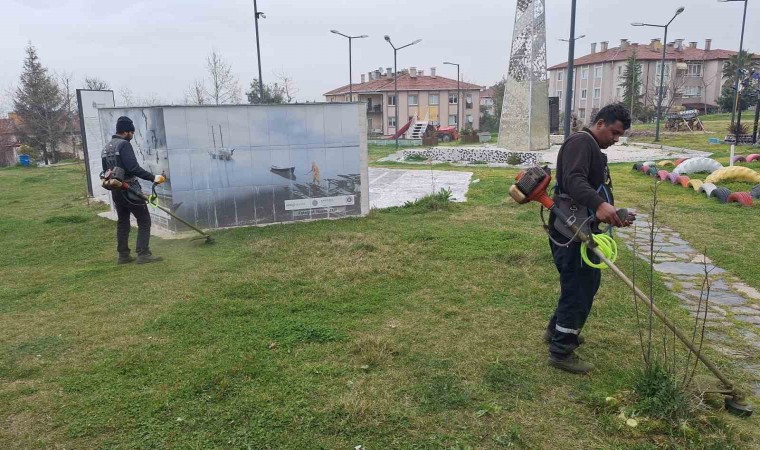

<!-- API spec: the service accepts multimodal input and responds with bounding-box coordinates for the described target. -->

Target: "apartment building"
[548,38,757,124]
[325,67,482,136]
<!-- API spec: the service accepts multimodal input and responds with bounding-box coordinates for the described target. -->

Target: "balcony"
[367,104,382,113]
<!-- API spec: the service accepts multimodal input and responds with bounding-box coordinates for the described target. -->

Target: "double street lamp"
[253,0,266,102]
[384,35,422,149]
[632,6,685,143]
[443,62,460,132]
[330,30,368,101]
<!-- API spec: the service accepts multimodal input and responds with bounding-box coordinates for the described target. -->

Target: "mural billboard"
[85,103,368,232]
[76,89,115,199]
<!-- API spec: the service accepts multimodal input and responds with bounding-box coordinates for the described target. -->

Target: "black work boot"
[136,254,164,264]
[117,254,136,264]
[548,353,594,374]
[543,329,585,345]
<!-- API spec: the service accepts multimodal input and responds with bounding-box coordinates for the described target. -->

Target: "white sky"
[1,0,757,110]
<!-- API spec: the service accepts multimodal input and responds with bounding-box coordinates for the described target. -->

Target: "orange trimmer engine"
[509,166,555,209]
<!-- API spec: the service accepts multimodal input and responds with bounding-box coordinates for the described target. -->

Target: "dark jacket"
[554,128,613,210]
[101,135,155,183]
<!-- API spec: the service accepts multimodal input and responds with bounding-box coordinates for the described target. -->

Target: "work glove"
[154,174,166,184]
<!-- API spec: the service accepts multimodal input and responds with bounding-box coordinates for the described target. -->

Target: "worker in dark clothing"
[102,116,165,264]
[545,103,634,374]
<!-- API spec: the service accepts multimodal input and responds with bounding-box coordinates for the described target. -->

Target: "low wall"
[401,147,541,166]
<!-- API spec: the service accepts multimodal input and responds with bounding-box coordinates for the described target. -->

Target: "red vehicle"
[436,126,459,142]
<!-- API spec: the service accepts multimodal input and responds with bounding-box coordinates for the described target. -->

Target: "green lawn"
[1,162,758,449]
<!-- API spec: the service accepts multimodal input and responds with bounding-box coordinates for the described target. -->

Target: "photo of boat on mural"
[208,125,234,161]
[270,165,296,180]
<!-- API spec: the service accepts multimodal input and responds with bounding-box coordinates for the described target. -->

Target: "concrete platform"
[368,167,473,209]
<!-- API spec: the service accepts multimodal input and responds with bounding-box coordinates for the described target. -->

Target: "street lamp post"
[384,35,422,150]
[559,27,587,139]
[632,6,685,143]
[719,0,749,164]
[443,62,460,132]
[253,0,266,102]
[330,30,369,102]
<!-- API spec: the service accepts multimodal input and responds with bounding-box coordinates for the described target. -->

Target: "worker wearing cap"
[101,116,165,264]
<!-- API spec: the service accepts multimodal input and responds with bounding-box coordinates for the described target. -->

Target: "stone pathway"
[616,213,760,397]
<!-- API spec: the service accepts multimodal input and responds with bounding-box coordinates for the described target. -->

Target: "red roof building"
[547,38,758,123]
[325,67,483,137]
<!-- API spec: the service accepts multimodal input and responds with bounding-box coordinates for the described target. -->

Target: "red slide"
[386,117,414,140]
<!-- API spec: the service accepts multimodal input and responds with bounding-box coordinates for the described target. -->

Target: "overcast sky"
[1,0,757,111]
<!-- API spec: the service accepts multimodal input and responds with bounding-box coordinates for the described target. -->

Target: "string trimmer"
[130,183,214,244]
[510,166,753,417]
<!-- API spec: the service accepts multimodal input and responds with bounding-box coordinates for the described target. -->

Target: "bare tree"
[275,69,298,103]
[84,77,110,90]
[205,49,241,105]
[141,93,164,106]
[185,79,207,105]
[57,71,81,158]
[646,68,687,114]
[118,87,135,107]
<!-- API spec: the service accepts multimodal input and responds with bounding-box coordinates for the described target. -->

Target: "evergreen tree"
[619,53,646,121]
[245,79,285,104]
[13,43,65,165]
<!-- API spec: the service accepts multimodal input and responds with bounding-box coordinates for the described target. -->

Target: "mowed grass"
[1,163,758,449]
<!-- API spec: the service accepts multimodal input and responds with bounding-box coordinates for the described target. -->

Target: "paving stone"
[734,284,760,301]
[653,262,725,276]
[735,315,760,326]
[730,306,760,316]
[708,293,747,307]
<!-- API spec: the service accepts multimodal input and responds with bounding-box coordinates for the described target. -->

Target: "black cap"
[116,116,135,133]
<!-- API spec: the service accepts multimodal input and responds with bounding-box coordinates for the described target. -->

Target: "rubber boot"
[136,254,164,265]
[544,329,585,345]
[548,353,594,374]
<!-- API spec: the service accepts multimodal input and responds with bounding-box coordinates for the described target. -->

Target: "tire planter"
[667,172,680,184]
[704,166,760,185]
[727,192,753,206]
[659,160,675,167]
[647,167,659,177]
[632,163,642,171]
[676,175,691,188]
[642,160,656,167]
[747,154,760,163]
[712,187,731,203]
[699,182,717,197]
[731,155,747,163]
[640,164,650,173]
[657,170,670,181]
[751,184,760,199]
[687,179,703,191]
[673,157,723,175]
[675,157,689,166]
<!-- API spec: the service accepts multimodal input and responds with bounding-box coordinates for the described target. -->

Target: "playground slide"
[386,117,414,140]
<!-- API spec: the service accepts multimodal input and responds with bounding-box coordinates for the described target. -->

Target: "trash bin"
[19,154,30,166]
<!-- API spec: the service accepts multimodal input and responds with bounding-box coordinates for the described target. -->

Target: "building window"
[581,89,587,100]
[466,114,473,124]
[686,63,703,77]
[448,115,458,125]
[594,66,602,78]
[429,93,439,105]
[655,62,671,81]
[593,88,601,99]
[617,66,622,77]
[388,94,396,106]
[683,86,701,98]
[616,87,621,98]
[581,68,589,80]
[579,108,586,119]
[465,94,473,109]
[408,94,418,106]
[556,90,562,101]
[388,116,396,127]
[558,70,563,81]
[449,93,458,104]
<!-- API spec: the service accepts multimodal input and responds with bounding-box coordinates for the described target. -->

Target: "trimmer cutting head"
[725,395,754,417]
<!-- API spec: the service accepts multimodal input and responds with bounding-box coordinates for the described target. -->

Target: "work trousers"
[112,191,152,257]
[547,238,601,358]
